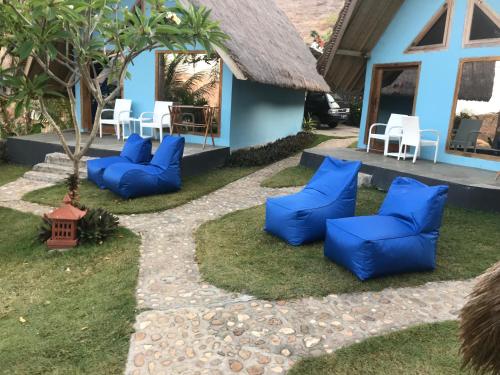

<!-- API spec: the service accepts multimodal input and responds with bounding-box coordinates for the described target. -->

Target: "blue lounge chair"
[102,136,185,199]
[87,134,152,189]
[324,177,449,281]
[265,157,362,246]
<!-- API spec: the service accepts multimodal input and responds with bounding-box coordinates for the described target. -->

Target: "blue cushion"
[378,177,448,232]
[87,134,152,188]
[87,156,128,189]
[102,136,185,199]
[120,133,152,163]
[324,177,449,280]
[265,157,362,246]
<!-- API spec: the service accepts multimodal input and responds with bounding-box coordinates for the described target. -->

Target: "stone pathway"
[118,157,473,375]
[0,155,474,375]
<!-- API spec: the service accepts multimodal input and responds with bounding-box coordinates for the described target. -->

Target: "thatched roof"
[458,61,496,102]
[380,70,418,97]
[188,0,330,92]
[318,0,404,94]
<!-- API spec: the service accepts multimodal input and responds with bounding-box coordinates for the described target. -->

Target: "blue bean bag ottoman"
[87,134,152,188]
[102,136,185,199]
[265,157,362,246]
[324,177,449,280]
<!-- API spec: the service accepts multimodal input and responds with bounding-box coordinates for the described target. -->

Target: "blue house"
[319,0,500,171]
[75,0,329,150]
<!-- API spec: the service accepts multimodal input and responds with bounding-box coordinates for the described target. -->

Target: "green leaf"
[18,41,34,60]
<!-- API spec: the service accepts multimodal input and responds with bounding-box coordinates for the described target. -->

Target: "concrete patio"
[301,147,500,212]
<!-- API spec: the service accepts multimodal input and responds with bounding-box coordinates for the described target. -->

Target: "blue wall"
[75,0,307,150]
[229,79,306,150]
[75,50,234,147]
[124,51,233,146]
[358,0,500,171]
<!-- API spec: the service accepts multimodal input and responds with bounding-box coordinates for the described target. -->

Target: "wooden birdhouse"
[46,195,86,249]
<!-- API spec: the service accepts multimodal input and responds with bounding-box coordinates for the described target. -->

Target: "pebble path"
[0,152,473,375]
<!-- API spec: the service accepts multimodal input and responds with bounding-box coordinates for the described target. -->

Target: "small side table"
[121,118,140,140]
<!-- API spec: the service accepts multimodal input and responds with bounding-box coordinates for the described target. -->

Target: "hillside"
[274,0,344,43]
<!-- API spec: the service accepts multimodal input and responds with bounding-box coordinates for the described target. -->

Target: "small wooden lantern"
[46,195,86,249]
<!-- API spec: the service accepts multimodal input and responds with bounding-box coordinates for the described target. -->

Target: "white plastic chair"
[99,99,132,139]
[367,114,407,156]
[398,116,440,164]
[139,101,173,141]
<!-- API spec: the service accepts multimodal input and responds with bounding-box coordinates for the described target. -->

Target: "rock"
[203,311,216,321]
[134,353,145,367]
[304,337,321,348]
[237,313,250,322]
[279,327,295,335]
[281,348,291,357]
[258,355,271,364]
[238,349,251,360]
[233,327,245,336]
[229,359,243,372]
[247,365,265,375]
[186,347,195,358]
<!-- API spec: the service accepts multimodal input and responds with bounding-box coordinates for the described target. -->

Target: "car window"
[326,93,340,109]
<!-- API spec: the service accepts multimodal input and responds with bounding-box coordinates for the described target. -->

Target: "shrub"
[78,208,119,244]
[38,207,119,246]
[226,132,316,167]
[38,215,53,243]
[302,113,319,132]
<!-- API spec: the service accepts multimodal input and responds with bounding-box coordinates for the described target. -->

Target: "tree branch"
[39,97,74,160]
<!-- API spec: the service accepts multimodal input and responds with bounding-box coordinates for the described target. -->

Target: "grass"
[0,207,140,374]
[0,162,29,186]
[289,321,466,375]
[23,134,336,215]
[261,165,314,188]
[23,166,259,215]
[196,188,500,300]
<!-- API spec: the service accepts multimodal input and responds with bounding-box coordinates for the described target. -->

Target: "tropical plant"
[0,0,227,201]
[302,113,319,132]
[38,207,120,245]
[77,207,119,244]
[162,53,220,106]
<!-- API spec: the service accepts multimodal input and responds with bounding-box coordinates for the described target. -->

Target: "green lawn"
[0,207,140,374]
[196,189,500,300]
[289,321,465,375]
[0,162,29,186]
[261,165,314,188]
[24,167,258,215]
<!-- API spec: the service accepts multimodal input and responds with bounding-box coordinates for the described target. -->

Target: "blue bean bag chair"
[87,134,152,189]
[324,177,449,280]
[265,157,362,246]
[102,136,185,199]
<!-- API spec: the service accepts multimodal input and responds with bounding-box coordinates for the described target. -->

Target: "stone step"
[44,152,95,169]
[23,171,66,183]
[32,162,87,178]
[358,173,373,188]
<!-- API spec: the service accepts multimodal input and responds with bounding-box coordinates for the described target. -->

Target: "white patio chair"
[99,99,132,139]
[139,101,173,141]
[398,116,440,164]
[367,114,407,156]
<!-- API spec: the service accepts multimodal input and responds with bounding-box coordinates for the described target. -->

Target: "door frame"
[364,62,422,148]
[79,71,124,134]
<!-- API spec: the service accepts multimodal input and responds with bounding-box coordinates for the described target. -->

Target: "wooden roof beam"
[336,49,370,58]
